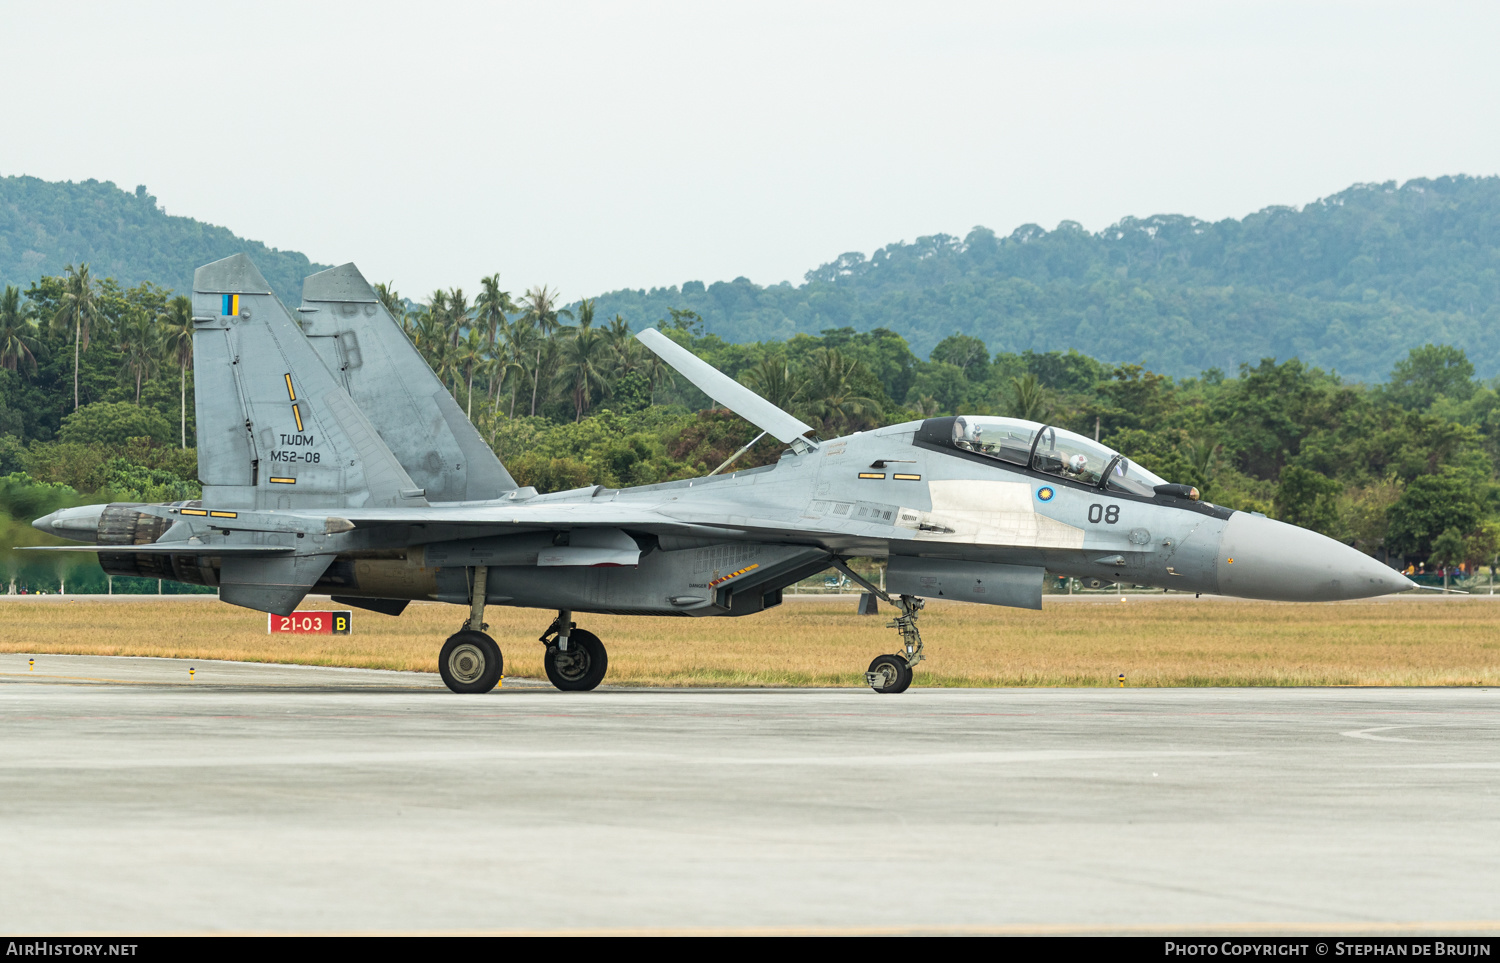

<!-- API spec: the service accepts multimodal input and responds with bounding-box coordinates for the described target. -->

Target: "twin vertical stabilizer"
[191,254,429,513]
[297,263,516,501]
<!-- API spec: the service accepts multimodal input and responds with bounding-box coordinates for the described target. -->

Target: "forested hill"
[6,172,1500,381]
[592,175,1500,382]
[0,176,326,306]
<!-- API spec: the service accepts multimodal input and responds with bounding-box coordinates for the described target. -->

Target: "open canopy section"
[949,415,1170,495]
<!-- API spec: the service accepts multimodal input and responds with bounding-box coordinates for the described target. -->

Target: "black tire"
[867,654,913,694]
[439,630,503,694]
[544,628,608,692]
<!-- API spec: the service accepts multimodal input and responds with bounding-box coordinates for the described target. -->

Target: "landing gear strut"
[540,609,609,691]
[439,564,503,694]
[831,559,926,695]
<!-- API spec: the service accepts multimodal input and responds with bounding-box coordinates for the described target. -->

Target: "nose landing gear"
[865,595,924,694]
[831,559,927,695]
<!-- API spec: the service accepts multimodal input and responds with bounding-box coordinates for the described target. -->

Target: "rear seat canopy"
[947,415,1170,494]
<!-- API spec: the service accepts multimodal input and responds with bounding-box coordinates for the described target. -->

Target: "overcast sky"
[5,1,1499,300]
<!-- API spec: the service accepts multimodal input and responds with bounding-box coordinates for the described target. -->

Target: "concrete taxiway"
[2,654,1497,935]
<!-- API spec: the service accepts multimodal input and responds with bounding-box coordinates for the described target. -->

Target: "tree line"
[2,262,1498,593]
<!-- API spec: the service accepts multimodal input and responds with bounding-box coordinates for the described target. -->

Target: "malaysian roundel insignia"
[1036,486,1055,502]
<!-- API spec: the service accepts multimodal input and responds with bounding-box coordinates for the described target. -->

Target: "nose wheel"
[866,653,913,694]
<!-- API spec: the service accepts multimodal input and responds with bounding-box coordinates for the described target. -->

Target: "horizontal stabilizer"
[220,553,337,616]
[636,328,815,446]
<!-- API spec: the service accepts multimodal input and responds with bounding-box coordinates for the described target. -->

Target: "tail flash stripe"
[221,294,240,316]
[284,374,296,401]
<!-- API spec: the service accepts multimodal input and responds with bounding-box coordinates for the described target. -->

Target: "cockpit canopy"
[950,415,1170,496]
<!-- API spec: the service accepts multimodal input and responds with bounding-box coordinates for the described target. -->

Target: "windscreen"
[1105,458,1170,496]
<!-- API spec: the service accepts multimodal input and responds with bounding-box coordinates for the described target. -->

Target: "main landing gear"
[435,570,611,694]
[832,559,926,695]
[439,564,504,694]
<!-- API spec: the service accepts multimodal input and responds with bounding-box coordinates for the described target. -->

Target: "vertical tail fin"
[191,254,429,511]
[298,264,516,501]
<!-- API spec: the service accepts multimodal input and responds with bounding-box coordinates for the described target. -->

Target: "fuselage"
[34,416,1413,615]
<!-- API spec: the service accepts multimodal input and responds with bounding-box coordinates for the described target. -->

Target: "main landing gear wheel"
[866,654,913,694]
[544,628,608,692]
[439,630,503,694]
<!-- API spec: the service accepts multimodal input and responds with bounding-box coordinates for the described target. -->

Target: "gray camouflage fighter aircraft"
[29,255,1416,694]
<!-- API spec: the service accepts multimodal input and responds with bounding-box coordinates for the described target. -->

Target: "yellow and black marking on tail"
[292,404,304,432]
[269,476,296,485]
[284,374,296,401]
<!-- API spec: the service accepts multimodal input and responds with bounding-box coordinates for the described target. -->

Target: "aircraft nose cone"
[31,504,106,542]
[1217,512,1414,602]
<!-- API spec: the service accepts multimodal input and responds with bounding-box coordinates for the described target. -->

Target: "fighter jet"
[30,255,1416,694]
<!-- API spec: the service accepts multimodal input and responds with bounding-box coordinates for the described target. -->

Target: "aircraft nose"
[31,504,106,542]
[1217,511,1415,601]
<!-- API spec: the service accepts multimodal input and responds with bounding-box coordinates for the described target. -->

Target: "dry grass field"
[3,595,1499,686]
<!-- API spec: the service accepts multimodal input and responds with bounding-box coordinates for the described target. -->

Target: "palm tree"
[643,347,675,405]
[518,285,572,416]
[374,282,405,327]
[456,327,487,420]
[476,275,517,407]
[446,288,470,351]
[501,317,539,418]
[160,295,195,447]
[555,318,610,421]
[52,263,103,410]
[116,306,162,405]
[740,355,805,413]
[410,291,448,369]
[475,274,516,354]
[0,285,41,377]
[803,348,879,435]
[602,314,643,375]
[1006,372,1051,422]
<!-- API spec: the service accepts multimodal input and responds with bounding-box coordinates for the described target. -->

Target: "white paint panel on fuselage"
[898,480,1084,549]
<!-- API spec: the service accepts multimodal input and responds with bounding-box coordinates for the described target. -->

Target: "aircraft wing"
[635,328,816,445]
